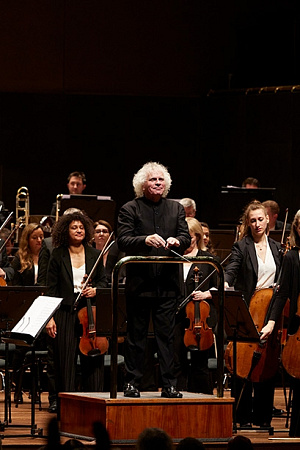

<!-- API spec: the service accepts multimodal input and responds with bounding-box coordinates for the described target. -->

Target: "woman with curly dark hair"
[45,211,107,405]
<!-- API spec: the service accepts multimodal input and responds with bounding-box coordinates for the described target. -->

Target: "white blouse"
[72,264,86,293]
[255,239,276,290]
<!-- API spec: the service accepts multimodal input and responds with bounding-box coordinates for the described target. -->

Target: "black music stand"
[218,187,276,227]
[0,287,61,439]
[58,194,116,228]
[95,288,127,337]
[211,290,260,433]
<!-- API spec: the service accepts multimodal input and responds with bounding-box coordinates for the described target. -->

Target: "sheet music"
[12,295,63,338]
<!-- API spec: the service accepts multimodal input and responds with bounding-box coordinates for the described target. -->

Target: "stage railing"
[110,255,225,399]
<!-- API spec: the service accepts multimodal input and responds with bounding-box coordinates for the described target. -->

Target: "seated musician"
[50,171,87,217]
[0,234,14,285]
[174,217,217,394]
[93,219,125,284]
[0,227,15,262]
[10,223,45,403]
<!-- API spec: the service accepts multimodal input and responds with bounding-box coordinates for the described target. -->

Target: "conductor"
[117,161,191,398]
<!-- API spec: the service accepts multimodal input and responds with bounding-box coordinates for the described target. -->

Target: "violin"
[224,287,282,382]
[183,266,214,351]
[281,293,300,378]
[75,234,114,357]
[78,294,109,357]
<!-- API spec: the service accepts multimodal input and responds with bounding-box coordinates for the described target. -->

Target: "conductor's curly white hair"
[132,162,172,198]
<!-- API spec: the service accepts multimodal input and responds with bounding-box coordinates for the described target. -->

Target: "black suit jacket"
[269,246,300,332]
[0,238,14,282]
[37,237,53,286]
[47,245,107,306]
[117,197,191,297]
[225,235,282,305]
[11,253,36,286]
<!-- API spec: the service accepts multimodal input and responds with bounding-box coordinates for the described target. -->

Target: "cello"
[183,266,214,351]
[224,210,289,383]
[224,287,282,382]
[281,293,300,378]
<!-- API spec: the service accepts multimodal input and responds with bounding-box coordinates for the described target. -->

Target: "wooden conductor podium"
[59,287,234,443]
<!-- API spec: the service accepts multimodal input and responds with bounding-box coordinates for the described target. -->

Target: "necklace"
[255,241,265,251]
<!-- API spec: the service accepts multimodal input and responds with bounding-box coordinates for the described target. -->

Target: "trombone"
[55,194,63,221]
[15,186,30,242]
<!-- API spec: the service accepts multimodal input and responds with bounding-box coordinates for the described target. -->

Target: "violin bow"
[0,223,21,255]
[280,208,289,252]
[175,251,232,314]
[0,211,13,233]
[73,232,115,310]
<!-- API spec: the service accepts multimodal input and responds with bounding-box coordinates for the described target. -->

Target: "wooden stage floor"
[1,388,300,450]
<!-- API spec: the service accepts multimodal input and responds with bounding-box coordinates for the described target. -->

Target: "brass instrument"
[55,194,63,221]
[15,186,30,242]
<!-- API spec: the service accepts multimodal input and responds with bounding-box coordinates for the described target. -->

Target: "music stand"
[211,289,260,432]
[218,187,276,227]
[95,288,127,337]
[0,287,62,438]
[58,194,116,228]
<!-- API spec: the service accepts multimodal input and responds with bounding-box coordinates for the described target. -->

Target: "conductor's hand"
[260,320,275,340]
[165,237,180,249]
[145,233,166,248]
[46,317,57,338]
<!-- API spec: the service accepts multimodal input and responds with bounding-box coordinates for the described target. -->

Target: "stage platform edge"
[59,391,234,442]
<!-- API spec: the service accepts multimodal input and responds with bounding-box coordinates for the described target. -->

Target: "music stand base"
[234,425,274,435]
[0,424,43,439]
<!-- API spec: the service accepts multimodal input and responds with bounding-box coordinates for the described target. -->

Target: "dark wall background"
[1,1,300,229]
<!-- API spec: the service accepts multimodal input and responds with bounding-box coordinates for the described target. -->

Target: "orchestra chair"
[0,343,16,424]
[15,349,48,410]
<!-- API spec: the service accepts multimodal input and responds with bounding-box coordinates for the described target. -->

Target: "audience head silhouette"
[136,427,174,450]
[177,437,205,450]
[93,421,111,450]
[227,435,253,450]
[63,438,87,448]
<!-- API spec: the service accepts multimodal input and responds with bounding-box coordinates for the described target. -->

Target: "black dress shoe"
[123,383,140,398]
[161,386,183,398]
[273,406,285,416]
[14,393,23,404]
[240,423,252,429]
[48,400,57,413]
[259,422,271,428]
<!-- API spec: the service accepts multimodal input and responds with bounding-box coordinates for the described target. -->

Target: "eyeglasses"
[95,229,109,234]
